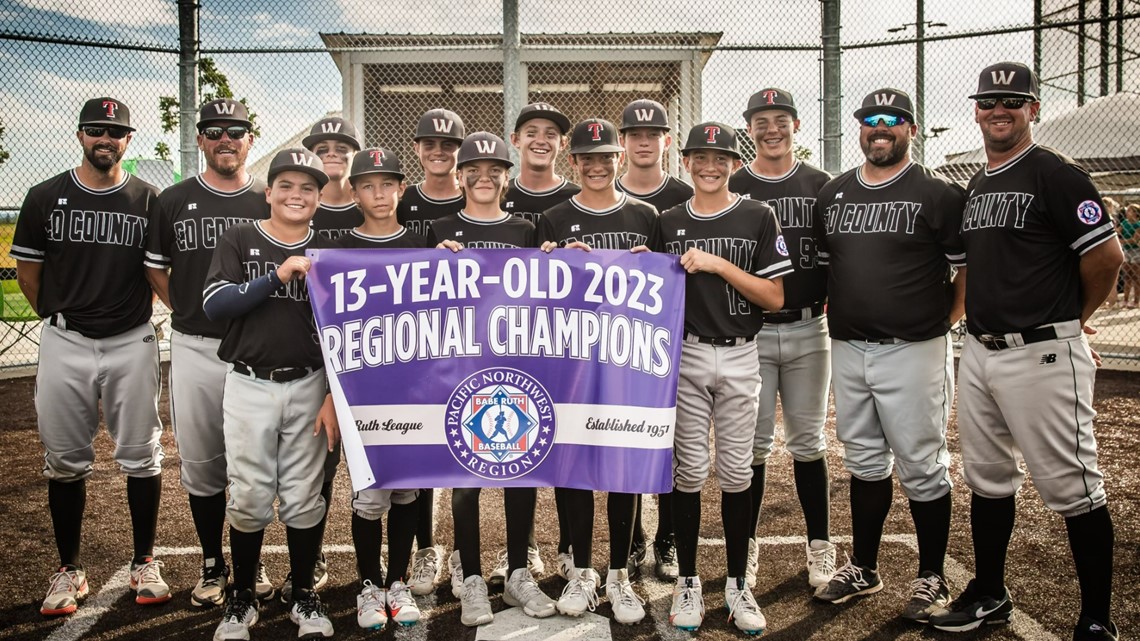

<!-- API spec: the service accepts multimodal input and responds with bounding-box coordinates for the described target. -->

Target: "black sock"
[748,464,766,537]
[127,475,161,563]
[352,513,384,585]
[567,488,595,569]
[189,491,227,564]
[608,492,637,569]
[794,458,831,542]
[415,488,434,549]
[313,481,333,561]
[656,492,674,544]
[631,494,646,547]
[48,478,86,567]
[505,487,536,574]
[850,476,892,570]
[554,487,573,553]
[285,523,322,594]
[1066,506,1114,624]
[386,499,418,588]
[909,493,951,577]
[672,489,700,577]
[230,527,265,593]
[723,490,752,577]
[971,493,1014,597]
[452,488,481,577]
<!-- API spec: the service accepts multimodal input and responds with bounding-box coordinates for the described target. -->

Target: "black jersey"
[616,175,693,214]
[504,177,581,226]
[310,202,363,240]
[396,184,464,238]
[660,198,793,338]
[729,162,831,310]
[10,170,157,338]
[538,194,661,250]
[332,226,427,249]
[203,222,328,369]
[815,162,966,342]
[145,175,270,338]
[427,211,537,248]
[961,145,1117,335]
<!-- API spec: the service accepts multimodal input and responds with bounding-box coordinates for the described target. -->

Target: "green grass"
[2,279,35,321]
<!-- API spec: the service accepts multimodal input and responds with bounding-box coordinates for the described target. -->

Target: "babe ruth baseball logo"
[369,149,385,165]
[320,121,343,134]
[634,108,656,122]
[432,118,454,134]
[290,152,315,166]
[991,70,1017,85]
[1076,200,1103,225]
[762,89,779,105]
[704,125,721,143]
[588,122,604,141]
[474,139,497,154]
[103,101,119,118]
[214,101,236,115]
[446,368,555,480]
[874,93,897,106]
[775,234,789,257]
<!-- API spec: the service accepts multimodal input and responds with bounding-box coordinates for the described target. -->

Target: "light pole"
[889,4,947,164]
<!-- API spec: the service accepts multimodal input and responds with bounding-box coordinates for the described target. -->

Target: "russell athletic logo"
[446,367,555,480]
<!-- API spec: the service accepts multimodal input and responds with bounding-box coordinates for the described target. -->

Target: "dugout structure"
[320,32,721,182]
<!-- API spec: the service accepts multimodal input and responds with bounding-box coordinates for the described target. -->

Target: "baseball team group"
[10,59,1122,641]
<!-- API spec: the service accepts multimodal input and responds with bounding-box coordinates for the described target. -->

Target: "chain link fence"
[2,0,1138,370]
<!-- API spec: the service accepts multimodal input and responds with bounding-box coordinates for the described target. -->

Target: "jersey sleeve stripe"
[755,260,794,279]
[144,251,171,269]
[1070,225,1116,255]
[202,281,236,307]
[945,252,966,266]
[1075,230,1118,256]
[9,244,45,262]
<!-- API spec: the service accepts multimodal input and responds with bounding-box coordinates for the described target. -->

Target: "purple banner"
[307,248,685,494]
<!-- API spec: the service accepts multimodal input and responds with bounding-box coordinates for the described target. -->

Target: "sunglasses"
[200,126,249,141]
[81,126,130,139]
[976,97,1031,110]
[861,113,908,128]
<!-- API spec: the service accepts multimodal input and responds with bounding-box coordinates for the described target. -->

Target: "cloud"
[11,0,176,28]
[250,12,312,47]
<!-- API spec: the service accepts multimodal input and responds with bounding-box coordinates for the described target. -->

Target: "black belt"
[864,337,901,345]
[685,333,755,347]
[764,302,825,324]
[232,361,317,383]
[971,326,1058,351]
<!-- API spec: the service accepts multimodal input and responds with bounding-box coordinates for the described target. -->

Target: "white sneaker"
[254,563,275,602]
[409,546,442,596]
[356,581,387,630]
[726,577,767,635]
[745,537,759,588]
[527,546,546,575]
[130,558,172,605]
[807,539,837,588]
[605,568,645,625]
[290,591,333,638]
[41,566,88,616]
[387,580,421,626]
[503,567,556,618]
[213,589,258,641]
[556,546,574,580]
[488,549,510,587]
[448,550,464,599]
[557,567,599,616]
[459,575,494,627]
[669,576,705,631]
[192,558,229,607]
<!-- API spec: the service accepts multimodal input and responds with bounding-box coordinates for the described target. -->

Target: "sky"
[0,0,1132,207]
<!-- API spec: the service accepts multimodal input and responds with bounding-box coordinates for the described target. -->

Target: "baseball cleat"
[929,580,1013,631]
[459,575,494,626]
[669,576,705,631]
[813,555,882,604]
[626,539,647,580]
[290,590,334,639]
[605,568,646,625]
[448,550,464,598]
[744,537,759,588]
[556,546,574,580]
[527,545,546,575]
[725,576,766,635]
[41,566,88,616]
[654,537,679,581]
[213,589,258,641]
[253,562,275,602]
[557,567,599,616]
[191,558,229,607]
[503,567,556,618]
[409,546,442,595]
[386,580,421,626]
[488,549,510,587]
[1073,616,1119,641]
[806,539,837,588]
[901,571,950,623]
[130,557,172,605]
[355,580,387,630]
[280,554,328,604]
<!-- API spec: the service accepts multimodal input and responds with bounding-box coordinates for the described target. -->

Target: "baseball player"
[728,88,835,590]
[333,147,427,629]
[537,118,659,625]
[305,116,364,240]
[204,148,338,641]
[660,121,791,635]
[432,132,554,628]
[144,98,269,608]
[929,63,1122,641]
[812,89,965,625]
[13,97,170,617]
[615,99,692,581]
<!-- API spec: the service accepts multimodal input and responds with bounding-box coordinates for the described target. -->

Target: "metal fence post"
[821,0,842,175]
[178,0,199,179]
[503,0,522,169]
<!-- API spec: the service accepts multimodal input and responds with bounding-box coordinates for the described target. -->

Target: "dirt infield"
[1,365,1136,641]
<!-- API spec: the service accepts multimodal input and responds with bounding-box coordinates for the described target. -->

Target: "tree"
[155,57,260,161]
[0,118,10,166]
[794,144,813,162]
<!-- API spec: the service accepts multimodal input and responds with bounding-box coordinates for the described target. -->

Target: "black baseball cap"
[456,132,513,168]
[78,97,134,131]
[514,102,572,134]
[569,118,624,154]
[350,147,404,183]
[681,121,741,159]
[267,148,328,189]
[969,62,1040,100]
[197,98,253,128]
[853,88,916,122]
[743,88,798,122]
[619,99,670,132]
[303,117,362,151]
[414,109,465,142]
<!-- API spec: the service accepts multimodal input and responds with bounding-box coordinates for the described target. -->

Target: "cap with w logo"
[570,118,624,154]
[414,108,466,142]
[457,132,513,168]
[743,88,797,123]
[303,116,362,151]
[514,102,572,135]
[350,147,404,183]
[78,96,135,131]
[853,88,915,122]
[197,98,253,128]
[268,147,329,188]
[620,99,670,132]
[969,62,1039,100]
